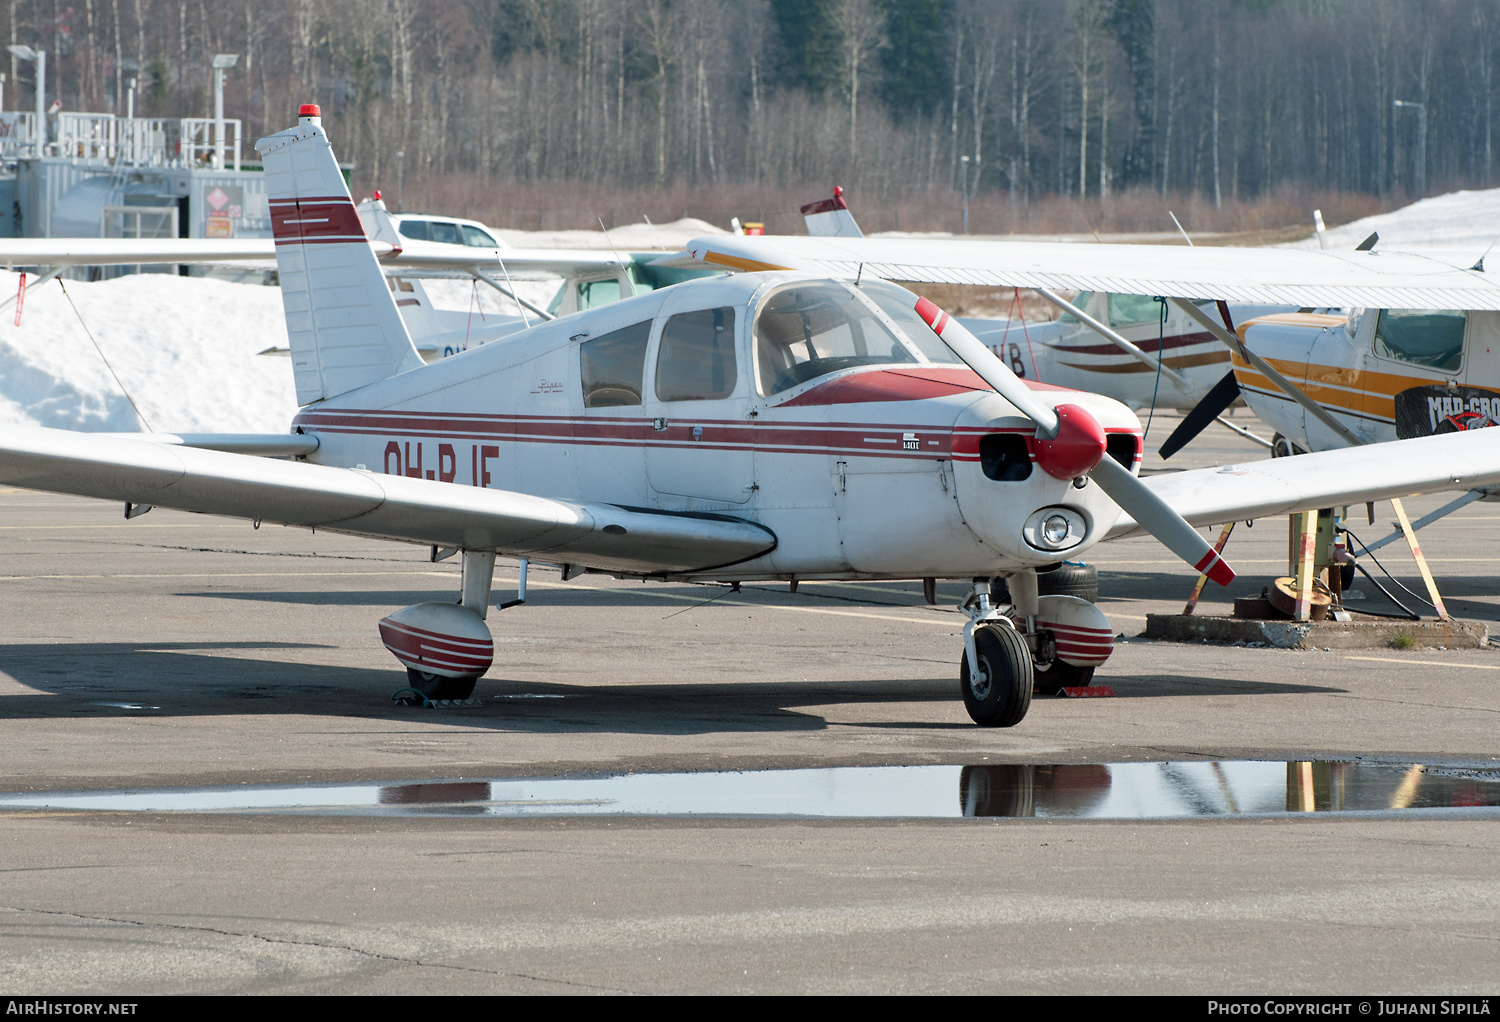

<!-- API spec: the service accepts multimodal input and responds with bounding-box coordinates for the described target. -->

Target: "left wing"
[686,234,1500,311]
[0,238,279,267]
[0,236,634,278]
[0,426,776,574]
[1109,428,1500,538]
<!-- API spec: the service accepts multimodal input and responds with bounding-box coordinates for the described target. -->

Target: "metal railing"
[180,117,242,170]
[0,111,242,167]
[0,111,39,157]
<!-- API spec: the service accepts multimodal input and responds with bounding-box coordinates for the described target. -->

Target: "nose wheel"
[960,623,1033,727]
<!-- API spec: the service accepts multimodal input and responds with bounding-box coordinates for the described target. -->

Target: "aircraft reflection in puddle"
[2,761,1499,819]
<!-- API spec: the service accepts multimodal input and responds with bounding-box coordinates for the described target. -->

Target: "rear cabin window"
[755,282,919,395]
[1374,309,1466,373]
[655,307,739,401]
[1057,292,1093,323]
[581,321,652,407]
[1108,293,1162,327]
[397,220,429,241]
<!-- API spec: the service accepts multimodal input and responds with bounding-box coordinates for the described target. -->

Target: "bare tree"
[831,0,883,167]
[1069,0,1108,199]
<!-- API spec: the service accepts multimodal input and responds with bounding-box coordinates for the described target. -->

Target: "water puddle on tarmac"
[3,761,1500,819]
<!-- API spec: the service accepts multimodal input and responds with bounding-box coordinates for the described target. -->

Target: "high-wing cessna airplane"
[795,188,1287,413]
[3,110,1500,728]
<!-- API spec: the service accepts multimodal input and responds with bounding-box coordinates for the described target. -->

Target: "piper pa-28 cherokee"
[4,112,1500,728]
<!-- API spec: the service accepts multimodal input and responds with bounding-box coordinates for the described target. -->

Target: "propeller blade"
[912,293,1237,586]
[1090,456,1235,585]
[1158,369,1242,460]
[913,297,1059,433]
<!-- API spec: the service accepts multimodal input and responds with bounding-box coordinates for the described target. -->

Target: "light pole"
[1393,99,1427,197]
[6,45,45,157]
[210,53,239,169]
[960,154,971,234]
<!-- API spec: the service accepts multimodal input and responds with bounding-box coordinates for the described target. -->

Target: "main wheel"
[406,668,477,701]
[960,624,1033,727]
[1032,659,1096,696]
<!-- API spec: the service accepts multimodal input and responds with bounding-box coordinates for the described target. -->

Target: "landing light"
[1042,514,1072,546]
[1023,506,1088,552]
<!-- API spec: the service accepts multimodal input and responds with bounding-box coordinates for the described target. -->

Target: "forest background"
[1,0,1493,236]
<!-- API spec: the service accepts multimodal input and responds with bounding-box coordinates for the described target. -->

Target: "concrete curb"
[1144,614,1489,649]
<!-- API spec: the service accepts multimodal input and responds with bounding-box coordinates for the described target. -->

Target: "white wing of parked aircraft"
[685,234,1500,311]
[0,231,632,278]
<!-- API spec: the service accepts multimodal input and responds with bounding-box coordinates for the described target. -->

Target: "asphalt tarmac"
[1,412,1498,994]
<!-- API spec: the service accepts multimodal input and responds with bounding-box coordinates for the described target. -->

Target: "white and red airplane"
[3,111,1500,728]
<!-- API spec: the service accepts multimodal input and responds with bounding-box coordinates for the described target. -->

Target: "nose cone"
[1034,403,1106,480]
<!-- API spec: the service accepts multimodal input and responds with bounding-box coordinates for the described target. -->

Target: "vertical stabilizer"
[256,106,424,406]
[801,186,864,238]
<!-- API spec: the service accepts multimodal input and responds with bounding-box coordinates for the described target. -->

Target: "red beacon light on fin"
[373,189,382,201]
[299,103,321,117]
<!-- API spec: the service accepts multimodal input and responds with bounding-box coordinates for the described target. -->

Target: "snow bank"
[1282,187,1500,251]
[0,270,297,433]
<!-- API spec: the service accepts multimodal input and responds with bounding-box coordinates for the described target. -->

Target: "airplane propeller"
[912,297,1236,586]
[1157,369,1243,460]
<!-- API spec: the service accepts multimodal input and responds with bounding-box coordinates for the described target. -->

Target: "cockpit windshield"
[754,282,926,395]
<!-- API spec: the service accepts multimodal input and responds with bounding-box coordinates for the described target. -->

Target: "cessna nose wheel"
[960,624,1033,727]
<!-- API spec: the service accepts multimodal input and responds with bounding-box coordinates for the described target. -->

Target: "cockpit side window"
[754,282,919,395]
[461,224,498,247]
[577,279,622,310]
[1374,309,1466,373]
[655,307,739,401]
[582,321,652,407]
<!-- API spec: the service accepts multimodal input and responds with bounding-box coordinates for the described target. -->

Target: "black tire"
[1032,659,1096,696]
[406,667,477,701]
[960,624,1033,727]
[1036,562,1098,603]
